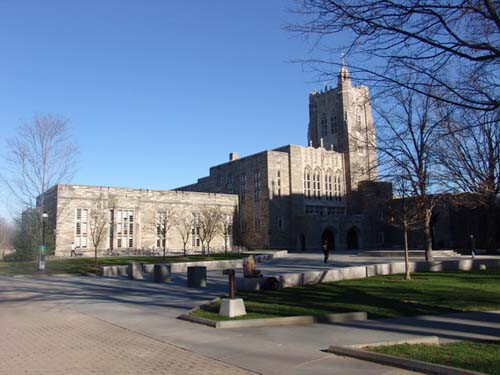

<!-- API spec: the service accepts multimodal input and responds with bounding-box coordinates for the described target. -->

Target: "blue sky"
[0,1,346,217]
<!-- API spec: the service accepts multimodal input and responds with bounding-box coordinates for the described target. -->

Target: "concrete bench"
[153,263,171,283]
[187,266,206,288]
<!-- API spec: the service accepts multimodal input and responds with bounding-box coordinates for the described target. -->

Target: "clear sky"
[0,0,344,217]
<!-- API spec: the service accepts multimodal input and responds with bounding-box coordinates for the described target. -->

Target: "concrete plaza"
[1,252,498,374]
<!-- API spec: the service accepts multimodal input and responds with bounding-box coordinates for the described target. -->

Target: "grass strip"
[0,253,242,275]
[191,270,500,321]
[368,340,500,375]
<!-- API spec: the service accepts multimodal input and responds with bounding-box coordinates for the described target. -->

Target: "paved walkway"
[1,252,498,374]
[0,301,255,375]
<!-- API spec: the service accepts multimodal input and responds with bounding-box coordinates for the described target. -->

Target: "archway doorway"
[321,228,335,251]
[346,227,359,250]
[300,234,306,251]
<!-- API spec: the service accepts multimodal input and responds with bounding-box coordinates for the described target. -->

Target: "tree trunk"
[423,208,433,261]
[486,198,497,254]
[403,221,411,280]
[95,246,98,260]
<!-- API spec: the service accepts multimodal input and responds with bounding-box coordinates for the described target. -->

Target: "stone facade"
[40,184,238,256]
[39,64,390,255]
[308,65,378,191]
[177,64,389,251]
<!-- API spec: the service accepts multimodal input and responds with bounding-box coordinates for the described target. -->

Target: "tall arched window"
[313,168,321,199]
[334,170,343,201]
[325,170,333,200]
[304,167,312,198]
[321,114,328,137]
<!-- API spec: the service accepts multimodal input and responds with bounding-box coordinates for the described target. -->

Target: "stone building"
[39,184,237,256]
[38,63,390,255]
[178,64,391,251]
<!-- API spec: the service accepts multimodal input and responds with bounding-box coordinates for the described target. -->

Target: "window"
[254,170,260,201]
[334,171,342,201]
[156,211,168,249]
[305,206,323,216]
[227,173,234,194]
[356,106,363,131]
[75,208,88,249]
[304,167,312,198]
[313,169,321,200]
[276,169,281,198]
[321,114,327,137]
[325,170,333,200]
[240,174,246,202]
[330,114,338,134]
[254,217,260,232]
[240,219,247,233]
[109,209,114,249]
[223,215,232,248]
[192,214,200,247]
[116,210,134,248]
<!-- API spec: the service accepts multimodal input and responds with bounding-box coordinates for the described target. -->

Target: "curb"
[179,308,367,329]
[327,340,485,375]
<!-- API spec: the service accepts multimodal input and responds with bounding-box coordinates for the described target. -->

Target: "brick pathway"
[0,301,256,375]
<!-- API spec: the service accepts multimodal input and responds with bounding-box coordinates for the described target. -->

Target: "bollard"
[222,269,236,299]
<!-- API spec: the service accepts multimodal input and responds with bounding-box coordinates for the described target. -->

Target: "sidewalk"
[1,253,498,374]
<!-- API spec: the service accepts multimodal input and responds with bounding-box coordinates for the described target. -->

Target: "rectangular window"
[276,170,281,198]
[254,170,260,201]
[254,217,260,232]
[109,209,114,250]
[227,173,234,194]
[192,214,200,247]
[116,210,134,249]
[240,220,247,233]
[240,174,247,202]
[75,208,88,249]
[156,211,168,249]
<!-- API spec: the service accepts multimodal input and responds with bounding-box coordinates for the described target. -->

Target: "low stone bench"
[187,266,206,288]
[128,262,144,280]
[153,263,171,283]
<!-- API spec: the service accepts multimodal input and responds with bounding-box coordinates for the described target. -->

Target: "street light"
[38,212,48,272]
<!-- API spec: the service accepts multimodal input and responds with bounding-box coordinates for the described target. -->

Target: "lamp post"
[39,212,48,272]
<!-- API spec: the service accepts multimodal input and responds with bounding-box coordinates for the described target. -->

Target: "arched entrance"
[346,227,359,250]
[321,228,335,250]
[300,234,306,251]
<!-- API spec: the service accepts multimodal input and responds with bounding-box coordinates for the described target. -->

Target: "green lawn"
[368,341,500,375]
[192,270,500,321]
[0,253,243,276]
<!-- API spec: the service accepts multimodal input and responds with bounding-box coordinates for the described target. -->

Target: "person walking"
[70,242,76,257]
[469,234,476,259]
[322,243,329,264]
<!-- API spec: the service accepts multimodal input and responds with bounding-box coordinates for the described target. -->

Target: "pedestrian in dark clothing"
[322,243,329,264]
[469,234,476,259]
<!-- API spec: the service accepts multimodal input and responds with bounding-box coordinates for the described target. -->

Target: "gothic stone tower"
[308,64,378,194]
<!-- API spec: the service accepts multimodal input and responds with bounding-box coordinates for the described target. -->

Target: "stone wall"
[41,184,238,257]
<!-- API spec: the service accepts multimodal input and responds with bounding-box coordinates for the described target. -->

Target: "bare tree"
[376,84,442,261]
[155,207,176,258]
[287,0,499,112]
[387,175,421,280]
[88,197,108,260]
[198,206,224,255]
[2,115,78,211]
[174,212,192,256]
[0,216,14,250]
[437,108,500,253]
